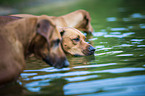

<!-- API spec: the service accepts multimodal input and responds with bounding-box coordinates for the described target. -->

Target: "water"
[1,0,145,96]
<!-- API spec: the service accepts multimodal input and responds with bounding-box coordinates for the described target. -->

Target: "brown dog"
[0,16,69,86]
[58,27,95,56]
[11,9,93,33]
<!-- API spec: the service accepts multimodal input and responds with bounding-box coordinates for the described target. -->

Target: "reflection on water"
[1,0,145,96]
[64,75,145,96]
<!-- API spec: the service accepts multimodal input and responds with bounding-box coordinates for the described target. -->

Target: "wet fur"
[0,16,68,86]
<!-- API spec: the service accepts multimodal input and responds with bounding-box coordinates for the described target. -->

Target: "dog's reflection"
[39,78,67,96]
[0,82,24,96]
[0,78,68,96]
[67,55,95,66]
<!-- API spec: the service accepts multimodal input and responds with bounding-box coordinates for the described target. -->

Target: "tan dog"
[0,16,69,86]
[58,27,95,56]
[11,9,93,33]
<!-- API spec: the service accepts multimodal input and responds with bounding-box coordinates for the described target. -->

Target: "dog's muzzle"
[43,56,69,68]
[54,59,70,68]
[63,59,70,67]
[88,46,95,55]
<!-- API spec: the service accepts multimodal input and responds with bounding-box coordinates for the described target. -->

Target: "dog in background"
[56,9,93,33]
[11,9,93,33]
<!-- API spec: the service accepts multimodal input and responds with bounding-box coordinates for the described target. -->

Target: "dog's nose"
[63,59,70,67]
[88,46,95,52]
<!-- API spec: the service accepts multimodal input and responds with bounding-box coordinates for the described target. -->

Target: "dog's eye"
[73,38,80,42]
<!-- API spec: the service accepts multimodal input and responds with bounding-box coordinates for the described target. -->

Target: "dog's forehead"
[65,28,85,38]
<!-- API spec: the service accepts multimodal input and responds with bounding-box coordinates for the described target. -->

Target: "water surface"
[1,0,145,96]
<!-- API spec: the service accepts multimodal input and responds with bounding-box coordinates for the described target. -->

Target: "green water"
[1,0,145,96]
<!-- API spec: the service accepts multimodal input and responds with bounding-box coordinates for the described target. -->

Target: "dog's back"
[0,16,21,26]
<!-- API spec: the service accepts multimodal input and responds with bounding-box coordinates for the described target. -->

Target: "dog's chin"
[43,56,69,69]
[72,51,94,57]
[88,51,95,55]
[73,54,83,57]
[83,50,95,56]
[43,57,53,66]
[43,58,62,68]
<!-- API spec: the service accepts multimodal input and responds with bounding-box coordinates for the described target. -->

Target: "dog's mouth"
[43,56,53,66]
[43,56,69,68]
[73,50,94,56]
[83,50,94,56]
[83,46,96,56]
[74,54,82,57]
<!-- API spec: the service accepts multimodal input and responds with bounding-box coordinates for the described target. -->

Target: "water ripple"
[106,17,117,22]
[73,63,116,69]
[21,73,38,78]
[64,75,145,95]
[66,75,98,82]
[110,28,128,31]
[95,51,123,56]
[140,24,145,29]
[104,32,135,38]
[94,67,145,73]
[93,32,107,37]
[116,54,134,56]
[114,44,133,47]
[96,47,112,51]
[22,67,144,81]
[131,13,145,19]
[137,45,145,47]
[26,71,91,80]
[24,67,70,72]
[131,39,144,42]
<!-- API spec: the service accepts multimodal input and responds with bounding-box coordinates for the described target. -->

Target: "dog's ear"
[60,30,65,37]
[84,12,91,26]
[57,26,65,37]
[36,19,50,39]
[84,12,93,33]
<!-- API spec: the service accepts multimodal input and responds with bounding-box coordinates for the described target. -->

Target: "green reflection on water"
[1,0,145,96]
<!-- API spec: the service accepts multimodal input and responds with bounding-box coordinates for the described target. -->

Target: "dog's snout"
[54,59,69,68]
[89,46,95,52]
[63,59,70,67]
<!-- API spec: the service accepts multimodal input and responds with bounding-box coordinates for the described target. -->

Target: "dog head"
[75,10,93,33]
[58,27,95,56]
[29,16,69,68]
